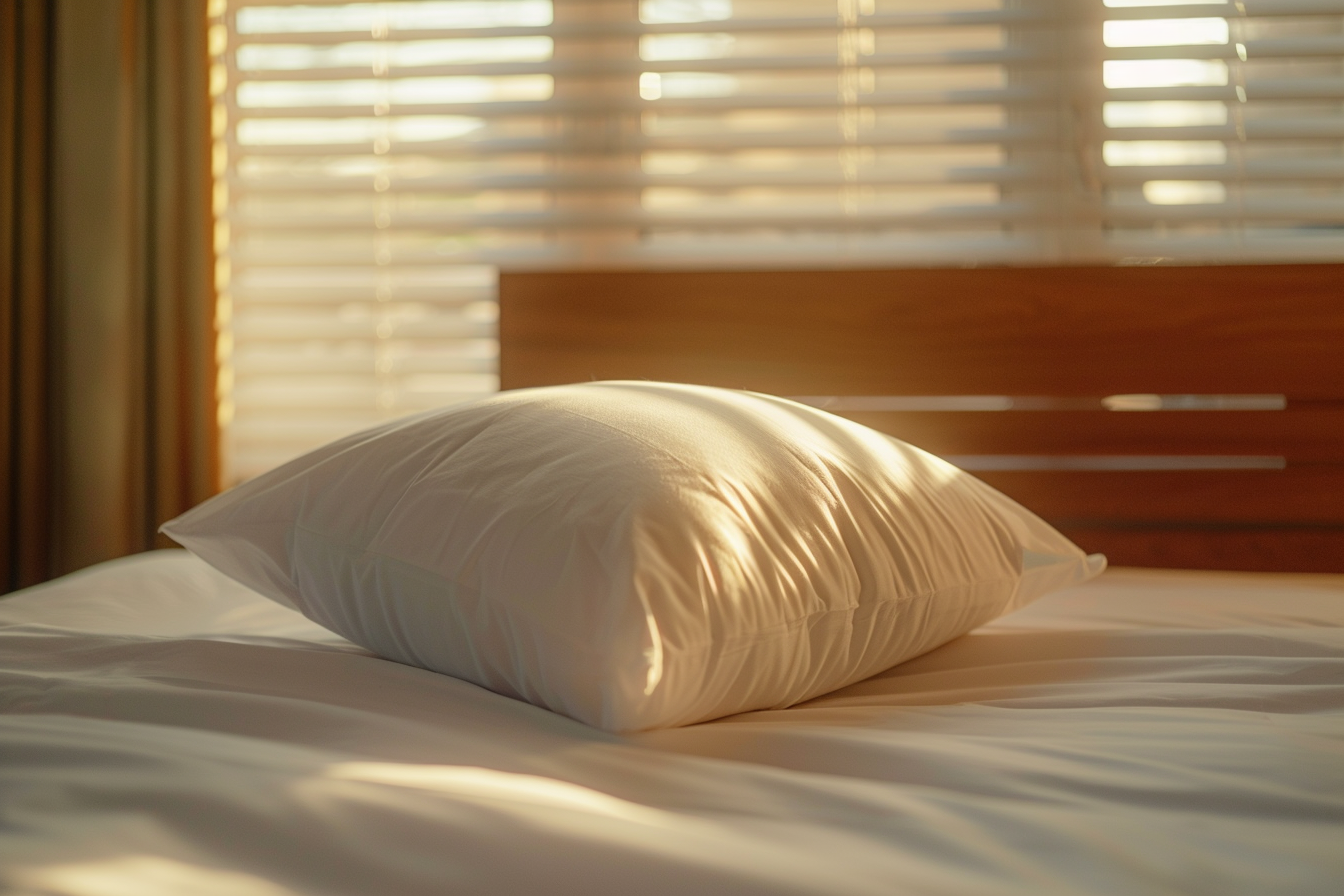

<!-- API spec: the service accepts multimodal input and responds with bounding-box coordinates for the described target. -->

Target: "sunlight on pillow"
[163,381,1103,732]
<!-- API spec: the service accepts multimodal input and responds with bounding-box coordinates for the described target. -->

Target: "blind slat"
[1105,38,1344,61]
[226,198,1344,233]
[235,48,1037,82]
[230,8,1047,39]
[230,171,1035,194]
[1104,80,1344,101]
[232,127,1046,158]
[226,1,1344,32]
[233,88,1042,119]
[1105,121,1344,141]
[229,159,1344,194]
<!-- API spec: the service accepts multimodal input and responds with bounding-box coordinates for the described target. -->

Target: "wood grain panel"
[839,410,1344,464]
[973,468,1344,526]
[1055,527,1344,574]
[500,265,1344,397]
[498,265,1344,570]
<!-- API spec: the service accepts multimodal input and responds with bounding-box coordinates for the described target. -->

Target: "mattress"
[2,550,1341,895]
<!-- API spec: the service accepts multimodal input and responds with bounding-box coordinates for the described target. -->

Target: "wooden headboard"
[499,265,1344,573]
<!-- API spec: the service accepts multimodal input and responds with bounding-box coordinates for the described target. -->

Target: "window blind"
[214,0,1344,482]
[1097,0,1344,260]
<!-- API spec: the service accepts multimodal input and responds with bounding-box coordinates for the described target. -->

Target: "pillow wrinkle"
[358,406,528,568]
[298,525,615,672]
[546,386,837,509]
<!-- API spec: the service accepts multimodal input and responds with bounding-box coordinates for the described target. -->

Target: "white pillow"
[163,381,1103,732]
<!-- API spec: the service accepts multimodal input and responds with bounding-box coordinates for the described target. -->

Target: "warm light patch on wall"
[1104,59,1228,89]
[640,72,662,100]
[650,71,739,99]
[1103,0,1228,7]
[640,32,735,61]
[1103,18,1228,48]
[1142,180,1227,204]
[1103,141,1227,167]
[639,0,732,24]
[1104,101,1227,129]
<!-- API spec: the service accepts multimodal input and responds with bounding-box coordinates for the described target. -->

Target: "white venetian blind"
[213,0,1344,483]
[1096,0,1344,260]
[216,0,551,481]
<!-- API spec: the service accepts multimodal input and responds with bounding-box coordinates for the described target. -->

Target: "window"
[212,0,1344,482]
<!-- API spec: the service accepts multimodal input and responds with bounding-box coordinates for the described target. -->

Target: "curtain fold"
[1,0,55,592]
[2,0,217,593]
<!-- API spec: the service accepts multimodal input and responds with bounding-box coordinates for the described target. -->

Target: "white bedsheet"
[2,551,1341,895]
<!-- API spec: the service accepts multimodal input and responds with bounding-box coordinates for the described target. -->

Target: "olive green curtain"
[2,0,217,593]
[1,0,53,592]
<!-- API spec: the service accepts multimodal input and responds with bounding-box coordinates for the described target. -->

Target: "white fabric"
[2,551,1341,895]
[161,382,1102,732]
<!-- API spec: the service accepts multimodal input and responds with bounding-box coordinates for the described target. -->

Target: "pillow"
[163,381,1104,732]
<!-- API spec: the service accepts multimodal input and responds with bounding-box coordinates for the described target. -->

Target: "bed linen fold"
[2,552,1341,895]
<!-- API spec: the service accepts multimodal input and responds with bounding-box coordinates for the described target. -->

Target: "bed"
[3,265,1343,895]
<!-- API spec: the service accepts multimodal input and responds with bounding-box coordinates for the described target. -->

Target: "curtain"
[1,0,217,593]
[1,0,53,592]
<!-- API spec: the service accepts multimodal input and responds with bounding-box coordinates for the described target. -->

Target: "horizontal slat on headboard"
[501,266,1343,397]
[973,469,1342,525]
[499,265,1344,572]
[839,410,1343,464]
